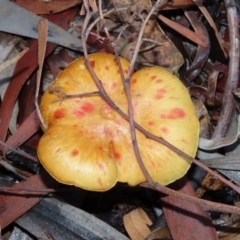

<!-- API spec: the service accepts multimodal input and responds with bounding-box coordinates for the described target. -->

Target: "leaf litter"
[0,0,240,239]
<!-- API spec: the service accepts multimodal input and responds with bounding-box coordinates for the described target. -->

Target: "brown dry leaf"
[14,0,82,15]
[123,208,152,240]
[196,172,225,198]
[145,226,172,240]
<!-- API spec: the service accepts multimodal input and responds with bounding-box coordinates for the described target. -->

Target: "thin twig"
[212,0,239,138]
[35,19,48,130]
[118,0,168,186]
[142,183,240,214]
[126,0,168,80]
[98,0,103,19]
[49,86,100,103]
[0,48,28,72]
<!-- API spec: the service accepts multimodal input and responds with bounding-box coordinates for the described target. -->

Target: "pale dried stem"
[212,0,239,138]
[98,0,103,19]
[80,0,240,214]
[0,48,28,72]
[35,19,48,130]
[49,86,99,103]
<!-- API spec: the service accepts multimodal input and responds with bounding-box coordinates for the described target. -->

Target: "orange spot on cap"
[111,81,118,90]
[181,139,188,144]
[160,127,169,133]
[114,152,121,160]
[151,75,157,80]
[105,65,109,70]
[90,60,95,68]
[54,108,65,119]
[97,178,103,186]
[114,119,121,125]
[113,58,118,65]
[73,109,85,118]
[71,149,79,156]
[154,88,166,100]
[148,120,154,126]
[150,160,155,167]
[81,102,94,113]
[155,79,163,83]
[160,108,186,119]
[98,162,105,171]
[132,78,137,84]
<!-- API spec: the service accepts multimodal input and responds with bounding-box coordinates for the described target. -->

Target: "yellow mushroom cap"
[37,53,199,191]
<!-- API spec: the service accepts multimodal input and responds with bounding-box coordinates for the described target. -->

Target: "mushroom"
[37,53,199,191]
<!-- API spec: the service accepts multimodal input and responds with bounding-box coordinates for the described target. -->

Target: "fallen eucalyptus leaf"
[0,32,24,134]
[14,0,82,15]
[198,111,240,186]
[145,226,171,240]
[16,197,129,240]
[0,0,83,51]
[9,226,33,240]
[123,208,152,240]
[198,115,240,150]
[200,153,240,170]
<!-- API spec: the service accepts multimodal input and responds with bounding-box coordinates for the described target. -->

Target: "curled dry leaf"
[123,208,152,240]
[37,53,199,191]
[198,115,240,150]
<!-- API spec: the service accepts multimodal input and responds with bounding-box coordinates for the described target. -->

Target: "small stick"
[0,48,28,72]
[35,19,48,130]
[49,86,100,103]
[142,183,240,215]
[212,0,239,138]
